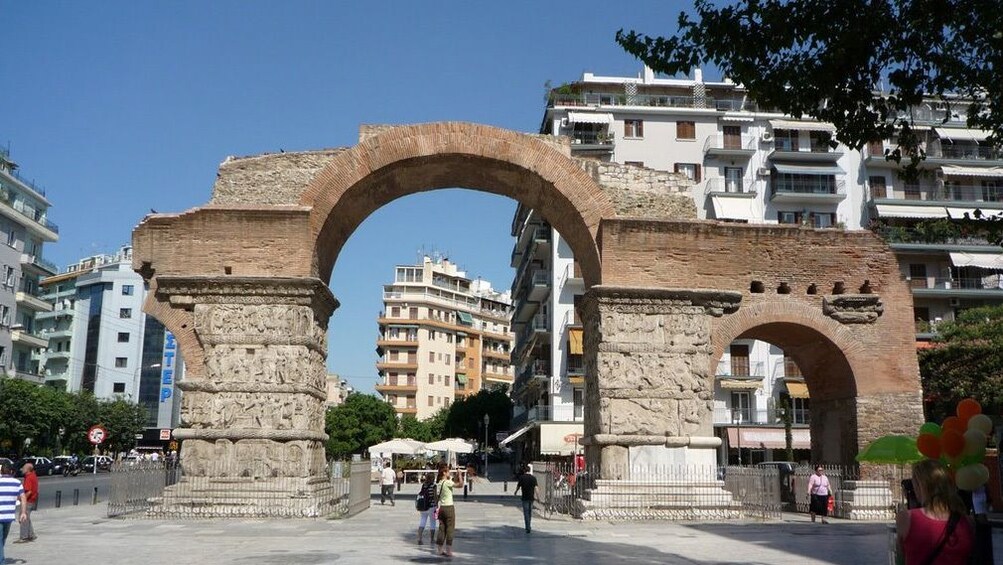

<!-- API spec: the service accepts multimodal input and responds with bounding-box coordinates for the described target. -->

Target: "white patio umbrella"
[367,438,428,457]
[425,438,476,454]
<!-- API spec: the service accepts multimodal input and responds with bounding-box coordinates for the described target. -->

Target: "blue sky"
[2,1,694,393]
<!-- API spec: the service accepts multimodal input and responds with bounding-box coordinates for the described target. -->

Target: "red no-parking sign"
[87,425,108,445]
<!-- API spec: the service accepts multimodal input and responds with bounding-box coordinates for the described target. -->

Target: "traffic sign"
[87,425,108,445]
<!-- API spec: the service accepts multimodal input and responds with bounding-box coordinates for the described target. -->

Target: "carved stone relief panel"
[202,344,326,390]
[181,438,326,479]
[181,391,324,431]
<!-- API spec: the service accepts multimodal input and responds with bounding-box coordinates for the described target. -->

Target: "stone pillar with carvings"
[576,286,743,519]
[148,277,338,518]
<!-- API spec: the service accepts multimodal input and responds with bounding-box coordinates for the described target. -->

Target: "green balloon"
[919,422,942,437]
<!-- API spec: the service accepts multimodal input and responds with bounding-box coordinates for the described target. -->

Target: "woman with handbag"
[435,462,464,558]
[807,465,831,524]
[896,459,974,565]
[415,473,437,546]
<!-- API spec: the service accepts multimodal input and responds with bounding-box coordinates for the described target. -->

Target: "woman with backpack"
[416,472,437,545]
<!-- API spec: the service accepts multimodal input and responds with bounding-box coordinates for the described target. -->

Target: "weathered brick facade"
[132,122,922,517]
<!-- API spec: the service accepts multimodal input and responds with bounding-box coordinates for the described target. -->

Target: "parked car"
[81,455,113,473]
[52,456,79,476]
[15,456,54,476]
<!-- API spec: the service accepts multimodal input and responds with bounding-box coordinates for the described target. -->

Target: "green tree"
[616,1,1002,173]
[443,388,512,446]
[425,408,448,441]
[398,415,433,443]
[324,394,397,459]
[96,398,148,454]
[919,305,1003,421]
[0,378,50,456]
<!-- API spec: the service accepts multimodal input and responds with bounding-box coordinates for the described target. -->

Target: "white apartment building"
[325,373,353,407]
[510,65,1002,464]
[375,255,515,420]
[0,147,59,383]
[36,245,183,445]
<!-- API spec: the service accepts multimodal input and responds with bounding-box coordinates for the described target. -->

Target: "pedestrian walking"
[513,465,541,533]
[415,472,437,545]
[807,465,831,524]
[968,483,995,564]
[435,462,463,557]
[380,461,396,506]
[15,462,37,542]
[895,459,974,565]
[0,462,29,564]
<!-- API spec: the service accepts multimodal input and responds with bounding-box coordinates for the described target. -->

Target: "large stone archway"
[132,122,923,518]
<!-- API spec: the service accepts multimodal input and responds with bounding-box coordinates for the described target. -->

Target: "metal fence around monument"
[530,461,900,521]
[107,459,371,519]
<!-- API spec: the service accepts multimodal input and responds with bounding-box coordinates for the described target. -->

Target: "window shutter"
[694,164,702,183]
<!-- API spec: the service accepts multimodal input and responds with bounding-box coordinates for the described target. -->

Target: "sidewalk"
[5,475,996,564]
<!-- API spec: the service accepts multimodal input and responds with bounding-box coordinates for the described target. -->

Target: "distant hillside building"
[376,255,514,420]
[0,147,59,383]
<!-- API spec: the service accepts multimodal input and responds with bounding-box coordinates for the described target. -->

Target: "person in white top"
[380,461,397,506]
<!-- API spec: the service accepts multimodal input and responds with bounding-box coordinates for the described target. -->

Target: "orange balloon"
[957,398,982,423]
[917,433,942,459]
[942,430,966,458]
[942,416,965,434]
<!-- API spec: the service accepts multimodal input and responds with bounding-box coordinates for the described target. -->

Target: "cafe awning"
[785,381,810,399]
[568,328,583,355]
[499,424,534,446]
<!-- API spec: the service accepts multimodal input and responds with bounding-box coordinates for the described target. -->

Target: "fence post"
[73,488,79,506]
[92,487,98,505]
[55,491,61,508]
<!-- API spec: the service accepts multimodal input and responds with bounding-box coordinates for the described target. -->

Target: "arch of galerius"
[131,122,922,518]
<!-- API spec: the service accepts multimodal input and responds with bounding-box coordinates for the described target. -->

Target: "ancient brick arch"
[299,122,613,286]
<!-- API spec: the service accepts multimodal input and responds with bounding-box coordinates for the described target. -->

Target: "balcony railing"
[20,253,58,274]
[550,92,754,112]
[511,403,583,427]
[705,178,756,195]
[703,134,757,153]
[560,129,614,146]
[0,194,59,234]
[911,276,1003,291]
[772,178,846,197]
[929,144,1003,161]
[772,139,838,154]
[567,357,584,375]
[874,226,998,248]
[713,406,811,426]
[0,163,47,197]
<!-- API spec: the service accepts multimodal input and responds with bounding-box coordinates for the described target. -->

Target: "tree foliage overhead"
[919,305,1003,421]
[616,0,1003,168]
[443,387,512,446]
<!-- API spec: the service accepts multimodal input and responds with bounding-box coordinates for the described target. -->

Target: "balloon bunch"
[915,398,992,491]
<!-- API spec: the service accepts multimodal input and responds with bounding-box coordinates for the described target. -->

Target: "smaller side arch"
[143,279,204,379]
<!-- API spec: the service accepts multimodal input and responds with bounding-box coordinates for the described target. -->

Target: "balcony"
[36,307,74,321]
[376,382,418,394]
[769,141,843,163]
[770,177,846,204]
[703,134,757,158]
[705,178,757,196]
[375,360,419,373]
[13,329,48,349]
[928,143,1003,164]
[874,225,999,251]
[376,338,419,349]
[549,92,753,111]
[16,291,53,312]
[20,253,58,276]
[713,406,811,426]
[910,275,1003,297]
[561,128,614,154]
[483,347,511,361]
[0,194,59,240]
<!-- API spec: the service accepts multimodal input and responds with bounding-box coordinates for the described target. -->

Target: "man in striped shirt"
[0,462,28,564]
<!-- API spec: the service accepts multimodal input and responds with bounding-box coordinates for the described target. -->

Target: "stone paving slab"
[6,482,1001,564]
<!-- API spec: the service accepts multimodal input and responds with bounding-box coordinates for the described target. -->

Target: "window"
[904,182,921,200]
[428,373,434,385]
[624,161,645,167]
[113,382,126,394]
[573,388,585,420]
[723,167,744,193]
[784,354,802,378]
[428,351,435,363]
[810,213,835,228]
[674,163,701,182]
[730,344,750,376]
[446,334,453,344]
[5,229,14,248]
[792,397,810,424]
[122,285,134,296]
[444,398,451,407]
[117,332,130,343]
[390,306,400,318]
[115,357,128,368]
[774,129,799,151]
[445,375,450,386]
[119,308,132,319]
[982,180,1003,202]
[427,396,434,407]
[624,119,644,138]
[676,121,696,140]
[778,211,802,225]
[0,305,8,326]
[731,391,752,423]
[909,264,928,289]
[868,176,887,199]
[722,126,742,149]
[408,307,418,319]
[445,355,450,366]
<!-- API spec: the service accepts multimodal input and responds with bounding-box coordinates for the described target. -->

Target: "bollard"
[503,480,508,493]
[463,484,468,500]
[73,488,80,506]
[55,491,62,508]
[92,487,98,505]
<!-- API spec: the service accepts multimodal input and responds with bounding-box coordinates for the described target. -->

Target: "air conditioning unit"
[949,298,961,307]
[757,167,772,176]
[761,131,775,142]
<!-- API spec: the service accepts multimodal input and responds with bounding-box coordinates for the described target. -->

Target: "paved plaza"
[11,476,999,565]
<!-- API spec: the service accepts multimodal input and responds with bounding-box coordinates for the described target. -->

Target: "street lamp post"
[483,414,490,481]
[733,410,744,466]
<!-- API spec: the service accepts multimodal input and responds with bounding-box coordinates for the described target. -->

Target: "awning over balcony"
[456,374,468,385]
[769,119,835,132]
[934,127,992,142]
[940,165,1003,178]
[727,427,811,449]
[456,311,474,325]
[949,252,1003,270]
[946,206,985,219]
[567,328,583,355]
[499,423,534,446]
[785,381,810,399]
[567,112,613,124]
[874,203,948,218]
[773,163,844,176]
[718,378,763,390]
[711,195,756,220]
